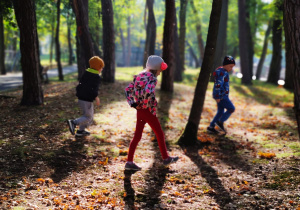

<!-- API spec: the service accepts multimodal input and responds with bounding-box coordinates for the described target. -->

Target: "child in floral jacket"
[124,55,179,171]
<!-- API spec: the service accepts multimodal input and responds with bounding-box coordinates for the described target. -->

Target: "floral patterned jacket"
[212,67,230,100]
[125,70,158,115]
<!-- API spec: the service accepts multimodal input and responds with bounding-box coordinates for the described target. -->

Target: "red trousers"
[127,109,169,161]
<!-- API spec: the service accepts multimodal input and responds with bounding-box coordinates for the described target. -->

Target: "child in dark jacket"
[124,55,179,171]
[67,56,104,137]
[207,55,236,134]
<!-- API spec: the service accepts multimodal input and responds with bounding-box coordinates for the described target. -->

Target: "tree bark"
[55,0,63,81]
[101,0,115,83]
[0,13,5,75]
[283,0,300,139]
[179,0,222,146]
[120,28,126,66]
[143,0,156,68]
[13,0,43,105]
[190,0,205,64]
[67,5,73,66]
[161,0,176,92]
[256,22,271,80]
[179,0,188,72]
[72,0,95,79]
[173,8,182,82]
[126,16,131,66]
[267,0,283,85]
[238,0,252,85]
[50,13,55,68]
[245,0,255,77]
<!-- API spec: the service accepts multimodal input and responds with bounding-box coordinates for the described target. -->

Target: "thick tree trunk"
[143,0,156,68]
[0,13,5,75]
[267,1,283,85]
[72,0,95,79]
[161,0,176,92]
[13,0,43,105]
[179,0,188,72]
[101,0,115,83]
[245,0,255,76]
[55,0,63,81]
[283,0,300,139]
[238,0,252,85]
[179,0,222,146]
[256,22,271,80]
[190,0,205,63]
[126,16,131,66]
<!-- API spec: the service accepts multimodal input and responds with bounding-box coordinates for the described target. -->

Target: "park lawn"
[0,67,299,209]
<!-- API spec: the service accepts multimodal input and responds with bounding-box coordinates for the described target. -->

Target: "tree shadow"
[181,143,233,208]
[123,170,138,209]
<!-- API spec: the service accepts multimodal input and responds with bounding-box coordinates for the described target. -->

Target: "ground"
[0,70,299,210]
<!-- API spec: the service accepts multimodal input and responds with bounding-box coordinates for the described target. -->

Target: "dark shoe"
[67,120,76,135]
[163,156,179,167]
[207,126,219,134]
[125,162,141,171]
[75,130,90,137]
[216,121,226,132]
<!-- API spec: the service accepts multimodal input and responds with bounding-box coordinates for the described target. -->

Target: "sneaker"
[75,130,90,137]
[67,120,76,135]
[207,126,219,134]
[216,121,226,132]
[125,162,141,171]
[163,156,179,167]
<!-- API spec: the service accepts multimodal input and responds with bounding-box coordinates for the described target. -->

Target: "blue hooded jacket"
[212,67,230,100]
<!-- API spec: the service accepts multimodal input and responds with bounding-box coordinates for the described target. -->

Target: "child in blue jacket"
[207,55,236,134]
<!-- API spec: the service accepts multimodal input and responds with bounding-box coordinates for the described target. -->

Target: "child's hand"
[216,99,221,103]
[95,97,100,106]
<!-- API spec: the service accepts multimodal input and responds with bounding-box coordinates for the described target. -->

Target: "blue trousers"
[210,97,235,127]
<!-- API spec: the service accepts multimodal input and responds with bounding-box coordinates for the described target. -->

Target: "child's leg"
[142,109,169,160]
[127,110,146,162]
[209,102,225,127]
[74,100,94,130]
[219,97,235,122]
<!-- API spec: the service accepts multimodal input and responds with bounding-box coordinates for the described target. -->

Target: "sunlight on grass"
[277,152,294,158]
[263,143,281,149]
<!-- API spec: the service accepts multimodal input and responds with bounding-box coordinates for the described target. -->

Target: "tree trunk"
[190,0,205,63]
[283,7,293,90]
[212,0,228,80]
[161,0,176,92]
[126,16,131,66]
[72,0,95,79]
[187,41,200,68]
[13,0,43,105]
[179,0,188,72]
[245,0,255,77]
[101,0,115,83]
[120,28,126,66]
[238,0,252,85]
[179,0,222,146]
[67,7,73,66]
[143,0,156,68]
[267,0,283,85]
[55,0,63,81]
[173,9,182,82]
[256,21,271,80]
[50,13,55,68]
[283,0,300,139]
[0,13,5,75]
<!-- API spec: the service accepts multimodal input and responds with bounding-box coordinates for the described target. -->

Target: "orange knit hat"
[89,56,105,70]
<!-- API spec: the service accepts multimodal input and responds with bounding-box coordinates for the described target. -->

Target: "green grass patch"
[265,171,300,190]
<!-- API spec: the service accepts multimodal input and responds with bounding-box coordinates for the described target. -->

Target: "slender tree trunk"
[72,0,95,79]
[267,0,283,85]
[174,9,182,82]
[0,13,5,75]
[179,0,222,146]
[55,0,63,81]
[13,0,43,105]
[67,9,73,65]
[238,0,252,85]
[245,0,254,76]
[179,0,188,72]
[283,7,293,90]
[120,28,126,66]
[187,41,200,68]
[101,0,115,82]
[50,13,55,68]
[126,16,131,66]
[161,0,176,92]
[256,22,271,80]
[283,0,300,139]
[143,0,156,68]
[190,0,205,63]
